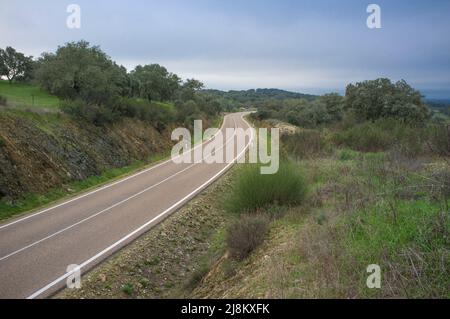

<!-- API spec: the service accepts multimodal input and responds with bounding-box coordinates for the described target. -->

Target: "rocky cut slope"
[0,110,173,201]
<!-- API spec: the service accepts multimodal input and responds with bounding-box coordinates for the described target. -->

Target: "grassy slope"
[0,80,60,109]
[190,123,449,299]
[191,158,449,299]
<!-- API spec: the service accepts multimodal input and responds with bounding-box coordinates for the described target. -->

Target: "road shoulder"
[56,166,236,299]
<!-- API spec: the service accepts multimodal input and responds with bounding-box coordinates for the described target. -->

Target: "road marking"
[27,114,252,299]
[0,119,238,262]
[0,116,229,231]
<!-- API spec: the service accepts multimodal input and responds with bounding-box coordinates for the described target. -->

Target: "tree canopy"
[0,46,34,84]
[345,78,429,122]
[130,64,180,102]
[34,40,127,104]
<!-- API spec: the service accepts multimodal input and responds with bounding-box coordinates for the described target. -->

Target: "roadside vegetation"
[1,42,449,298]
[225,161,308,214]
[188,79,449,299]
[0,80,60,110]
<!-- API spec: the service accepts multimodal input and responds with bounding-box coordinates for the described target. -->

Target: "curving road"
[0,112,252,299]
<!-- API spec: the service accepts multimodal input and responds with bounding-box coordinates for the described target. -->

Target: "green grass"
[0,80,60,109]
[184,119,449,298]
[154,101,175,112]
[121,283,134,296]
[337,148,360,161]
[0,153,168,221]
[294,129,449,298]
[340,199,449,298]
[225,161,308,214]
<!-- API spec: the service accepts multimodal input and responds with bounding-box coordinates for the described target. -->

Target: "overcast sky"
[1,0,450,98]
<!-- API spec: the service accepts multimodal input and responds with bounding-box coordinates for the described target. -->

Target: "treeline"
[253,78,433,126]
[0,41,236,128]
[203,88,316,108]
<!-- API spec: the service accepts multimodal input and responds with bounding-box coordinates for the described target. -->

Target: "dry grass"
[226,214,270,261]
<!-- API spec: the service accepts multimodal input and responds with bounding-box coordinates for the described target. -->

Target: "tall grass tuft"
[225,160,308,214]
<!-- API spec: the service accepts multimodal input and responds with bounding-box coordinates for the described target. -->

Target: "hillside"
[0,109,175,220]
[0,80,60,110]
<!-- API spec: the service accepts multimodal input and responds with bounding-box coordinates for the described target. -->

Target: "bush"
[427,124,450,159]
[226,161,308,214]
[226,214,269,260]
[0,94,6,106]
[61,99,119,126]
[332,119,425,154]
[116,98,175,131]
[281,130,328,159]
[332,122,392,152]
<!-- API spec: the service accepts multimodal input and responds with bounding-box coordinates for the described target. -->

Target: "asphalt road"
[0,112,252,299]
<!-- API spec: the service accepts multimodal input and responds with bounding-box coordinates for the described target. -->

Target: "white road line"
[27,113,253,299]
[0,118,238,262]
[0,115,230,231]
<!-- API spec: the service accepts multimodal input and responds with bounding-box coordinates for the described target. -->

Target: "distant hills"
[202,88,317,106]
[426,99,450,116]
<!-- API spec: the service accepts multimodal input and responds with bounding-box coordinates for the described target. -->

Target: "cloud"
[1,0,449,97]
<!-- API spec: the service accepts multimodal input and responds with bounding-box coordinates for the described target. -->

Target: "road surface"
[0,112,252,299]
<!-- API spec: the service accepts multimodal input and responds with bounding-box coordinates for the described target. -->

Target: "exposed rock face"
[0,112,172,200]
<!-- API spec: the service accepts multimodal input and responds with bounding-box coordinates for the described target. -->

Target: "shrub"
[226,214,269,260]
[61,99,118,126]
[332,119,425,154]
[0,94,6,106]
[281,130,328,159]
[332,122,392,152]
[116,98,175,131]
[226,161,308,214]
[427,124,450,159]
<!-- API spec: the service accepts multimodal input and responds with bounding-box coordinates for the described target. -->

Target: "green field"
[0,80,60,109]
